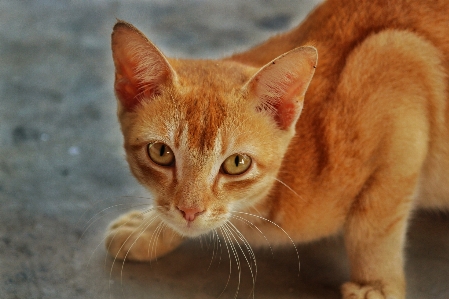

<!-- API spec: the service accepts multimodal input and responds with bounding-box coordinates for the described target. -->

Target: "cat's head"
[111,21,317,237]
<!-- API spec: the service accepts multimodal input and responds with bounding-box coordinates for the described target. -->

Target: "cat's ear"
[111,21,176,111]
[244,46,317,130]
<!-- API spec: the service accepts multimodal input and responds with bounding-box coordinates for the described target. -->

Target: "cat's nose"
[177,206,205,222]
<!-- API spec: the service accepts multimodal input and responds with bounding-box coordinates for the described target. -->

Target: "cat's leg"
[335,29,443,299]
[341,170,418,299]
[105,210,183,262]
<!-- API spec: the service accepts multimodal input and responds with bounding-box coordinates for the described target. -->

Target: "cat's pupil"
[234,155,240,167]
[160,144,165,156]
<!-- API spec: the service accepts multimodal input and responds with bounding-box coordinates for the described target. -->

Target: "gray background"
[0,0,448,298]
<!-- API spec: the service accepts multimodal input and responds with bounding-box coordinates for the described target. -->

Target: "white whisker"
[148,221,165,261]
[79,203,152,244]
[231,214,274,257]
[273,178,306,202]
[118,215,161,298]
[107,213,150,297]
[217,227,233,299]
[207,230,218,271]
[76,194,152,229]
[213,229,224,267]
[226,222,257,271]
[199,234,204,251]
[216,229,223,266]
[167,225,179,245]
[232,211,301,275]
[226,221,257,299]
[221,225,241,299]
[117,196,155,205]
[93,209,151,269]
[103,208,155,267]
[207,231,216,253]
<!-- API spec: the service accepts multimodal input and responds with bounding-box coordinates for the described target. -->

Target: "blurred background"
[0,0,448,298]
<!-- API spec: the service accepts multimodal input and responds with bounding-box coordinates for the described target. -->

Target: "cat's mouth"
[159,211,227,238]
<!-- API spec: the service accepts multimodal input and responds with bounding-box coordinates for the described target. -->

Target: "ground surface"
[0,0,448,298]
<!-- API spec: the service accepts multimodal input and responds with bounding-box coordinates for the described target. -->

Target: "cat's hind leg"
[105,210,183,262]
[335,29,445,299]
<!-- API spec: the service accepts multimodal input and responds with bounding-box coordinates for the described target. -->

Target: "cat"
[105,0,449,298]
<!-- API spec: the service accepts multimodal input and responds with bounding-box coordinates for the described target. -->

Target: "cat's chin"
[171,225,213,238]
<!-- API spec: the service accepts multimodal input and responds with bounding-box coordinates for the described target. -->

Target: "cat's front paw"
[105,210,183,262]
[341,281,403,299]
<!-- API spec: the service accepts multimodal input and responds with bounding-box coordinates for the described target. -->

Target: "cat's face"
[112,21,317,237]
[121,61,296,236]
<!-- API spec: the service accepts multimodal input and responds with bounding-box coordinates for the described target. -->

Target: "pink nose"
[177,206,205,221]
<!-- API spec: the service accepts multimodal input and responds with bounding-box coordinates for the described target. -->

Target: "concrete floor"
[0,0,448,298]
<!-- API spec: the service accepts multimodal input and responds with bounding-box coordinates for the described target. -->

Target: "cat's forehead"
[173,89,229,152]
[167,60,255,153]
[170,59,254,90]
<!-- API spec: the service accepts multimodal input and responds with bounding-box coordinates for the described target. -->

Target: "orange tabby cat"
[105,0,449,298]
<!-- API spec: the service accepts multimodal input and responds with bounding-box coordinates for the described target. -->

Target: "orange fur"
[106,1,449,298]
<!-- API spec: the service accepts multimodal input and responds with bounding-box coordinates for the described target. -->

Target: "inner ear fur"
[111,20,176,111]
[244,46,317,130]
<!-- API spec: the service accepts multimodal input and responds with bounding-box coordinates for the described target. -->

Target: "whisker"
[124,216,157,298]
[273,178,306,202]
[79,203,152,244]
[86,209,148,268]
[217,227,232,299]
[225,221,257,297]
[216,229,223,266]
[107,216,148,297]
[119,215,161,297]
[75,197,128,230]
[225,222,257,299]
[157,223,169,260]
[118,216,157,261]
[226,222,256,269]
[207,230,218,271]
[76,195,153,229]
[231,214,274,257]
[199,234,204,251]
[206,231,216,253]
[148,221,165,261]
[232,211,301,275]
[75,198,112,233]
[78,196,152,299]
[221,225,241,299]
[249,205,264,218]
[107,213,157,294]
[119,195,155,202]
[154,222,167,261]
[213,229,224,268]
[167,225,180,245]
[102,208,154,268]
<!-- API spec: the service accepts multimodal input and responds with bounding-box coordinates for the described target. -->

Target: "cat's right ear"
[111,21,176,111]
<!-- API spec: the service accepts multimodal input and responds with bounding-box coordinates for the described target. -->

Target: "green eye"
[222,154,252,175]
[148,142,175,166]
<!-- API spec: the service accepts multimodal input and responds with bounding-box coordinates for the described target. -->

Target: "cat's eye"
[148,142,175,166]
[222,154,252,175]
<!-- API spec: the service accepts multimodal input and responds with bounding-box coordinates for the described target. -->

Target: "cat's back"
[310,0,449,208]
[233,0,449,69]
[231,0,449,209]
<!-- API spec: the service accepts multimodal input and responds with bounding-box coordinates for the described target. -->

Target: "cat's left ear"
[111,21,176,111]
[244,46,317,130]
